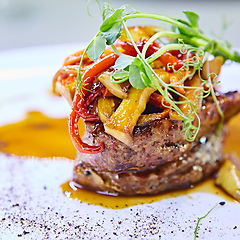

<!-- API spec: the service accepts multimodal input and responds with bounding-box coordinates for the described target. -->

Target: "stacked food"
[53,6,240,195]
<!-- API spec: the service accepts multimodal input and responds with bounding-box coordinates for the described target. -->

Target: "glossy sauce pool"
[0,111,77,159]
[0,111,239,209]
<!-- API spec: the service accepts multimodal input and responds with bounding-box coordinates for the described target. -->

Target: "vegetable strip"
[68,53,119,154]
[63,50,90,66]
[74,53,119,120]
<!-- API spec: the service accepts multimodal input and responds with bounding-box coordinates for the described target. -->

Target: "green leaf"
[183,11,199,28]
[178,18,191,27]
[176,16,199,37]
[142,64,154,87]
[87,33,106,60]
[132,57,152,87]
[140,71,151,87]
[100,8,124,32]
[129,64,146,89]
[112,69,129,81]
[132,57,142,68]
[115,55,133,70]
[103,22,122,45]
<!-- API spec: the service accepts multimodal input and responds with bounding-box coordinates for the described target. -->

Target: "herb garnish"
[77,0,240,141]
[194,201,225,239]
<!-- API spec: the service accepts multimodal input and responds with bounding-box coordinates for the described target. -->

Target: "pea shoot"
[194,201,226,239]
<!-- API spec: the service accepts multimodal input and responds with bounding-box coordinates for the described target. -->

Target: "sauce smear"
[0,111,77,159]
[61,179,235,209]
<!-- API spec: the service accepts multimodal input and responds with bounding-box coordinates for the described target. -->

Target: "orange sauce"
[61,179,235,209]
[0,111,79,159]
[0,111,239,209]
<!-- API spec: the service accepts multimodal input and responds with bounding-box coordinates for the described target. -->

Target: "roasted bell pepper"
[98,71,128,99]
[98,97,119,123]
[63,50,90,66]
[149,92,171,110]
[69,53,119,154]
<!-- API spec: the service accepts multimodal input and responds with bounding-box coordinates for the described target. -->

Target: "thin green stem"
[110,44,124,56]
[147,44,191,63]
[123,12,238,61]
[123,13,199,36]
[194,203,219,240]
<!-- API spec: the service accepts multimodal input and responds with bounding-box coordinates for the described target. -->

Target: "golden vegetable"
[98,72,128,99]
[119,26,157,42]
[202,56,224,80]
[54,81,76,105]
[104,87,155,145]
[216,155,240,201]
[98,97,119,123]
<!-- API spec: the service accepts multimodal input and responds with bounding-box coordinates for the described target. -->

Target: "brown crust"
[72,91,240,195]
[76,91,240,172]
[73,130,225,195]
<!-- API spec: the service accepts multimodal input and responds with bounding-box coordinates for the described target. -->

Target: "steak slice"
[73,129,225,195]
[76,91,240,172]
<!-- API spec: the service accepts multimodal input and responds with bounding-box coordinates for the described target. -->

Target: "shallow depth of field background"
[0,0,240,51]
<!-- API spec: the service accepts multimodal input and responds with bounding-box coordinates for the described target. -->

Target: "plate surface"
[0,45,240,240]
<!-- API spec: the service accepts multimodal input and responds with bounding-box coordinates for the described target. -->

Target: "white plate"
[0,45,240,240]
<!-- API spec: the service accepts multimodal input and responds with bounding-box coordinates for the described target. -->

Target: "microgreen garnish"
[194,202,225,239]
[77,0,240,141]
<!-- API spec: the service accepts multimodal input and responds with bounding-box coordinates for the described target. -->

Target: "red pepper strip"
[85,82,104,107]
[69,53,119,154]
[74,53,119,120]
[158,52,182,71]
[63,50,90,66]
[149,92,171,110]
[120,38,158,57]
[68,109,104,154]
[158,108,171,118]
[169,72,186,95]
[73,92,99,122]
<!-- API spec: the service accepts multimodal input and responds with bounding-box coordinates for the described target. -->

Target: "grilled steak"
[75,91,240,172]
[74,130,225,195]
[72,91,240,195]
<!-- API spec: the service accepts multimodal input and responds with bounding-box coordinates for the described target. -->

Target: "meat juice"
[0,111,239,209]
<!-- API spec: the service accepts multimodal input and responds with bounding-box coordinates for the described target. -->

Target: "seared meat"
[76,91,240,172]
[72,91,240,195]
[74,129,225,195]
